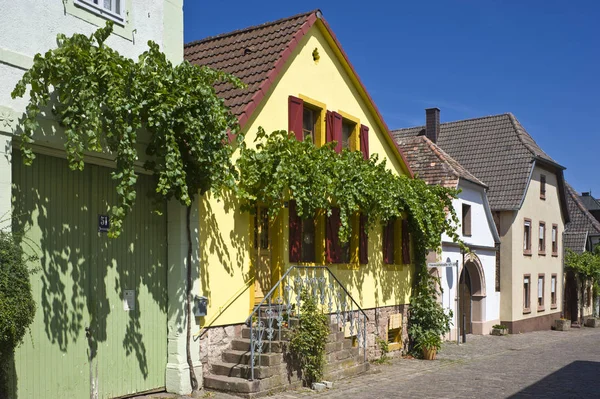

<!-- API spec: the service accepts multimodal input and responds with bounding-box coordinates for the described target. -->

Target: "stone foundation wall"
[199,304,409,374]
[199,323,244,376]
[364,304,409,360]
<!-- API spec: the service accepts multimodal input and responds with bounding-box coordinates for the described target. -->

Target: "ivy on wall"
[237,128,463,257]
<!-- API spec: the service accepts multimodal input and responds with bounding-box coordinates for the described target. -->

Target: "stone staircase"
[204,316,369,397]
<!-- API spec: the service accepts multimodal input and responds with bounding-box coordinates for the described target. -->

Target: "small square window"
[75,0,124,23]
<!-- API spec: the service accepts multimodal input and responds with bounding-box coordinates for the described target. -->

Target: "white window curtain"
[538,278,543,299]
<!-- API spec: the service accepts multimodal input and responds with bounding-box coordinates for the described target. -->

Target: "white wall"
[437,180,500,337]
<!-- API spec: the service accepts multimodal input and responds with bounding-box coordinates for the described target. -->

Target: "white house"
[397,108,501,338]
[0,1,200,398]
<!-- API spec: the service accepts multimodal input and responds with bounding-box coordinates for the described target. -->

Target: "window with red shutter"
[288,96,304,141]
[359,214,368,264]
[289,200,302,262]
[383,219,395,265]
[326,208,342,263]
[360,125,369,160]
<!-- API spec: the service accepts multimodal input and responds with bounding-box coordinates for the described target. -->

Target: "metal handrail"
[246,265,369,380]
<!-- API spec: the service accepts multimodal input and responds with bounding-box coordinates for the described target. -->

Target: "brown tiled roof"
[184,10,318,127]
[397,136,486,189]
[184,10,414,177]
[579,193,600,211]
[564,183,600,253]
[392,113,564,211]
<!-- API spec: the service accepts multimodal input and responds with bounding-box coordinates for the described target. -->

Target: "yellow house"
[184,9,415,393]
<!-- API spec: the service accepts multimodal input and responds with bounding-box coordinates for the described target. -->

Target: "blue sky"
[184,1,600,196]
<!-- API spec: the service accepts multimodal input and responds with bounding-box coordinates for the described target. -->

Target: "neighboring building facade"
[563,183,600,321]
[397,109,500,338]
[393,111,569,334]
[184,10,416,388]
[1,1,188,398]
[578,191,600,224]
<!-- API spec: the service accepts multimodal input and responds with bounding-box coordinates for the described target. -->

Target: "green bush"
[408,271,452,356]
[414,330,442,351]
[0,231,37,384]
[492,324,508,330]
[289,290,330,385]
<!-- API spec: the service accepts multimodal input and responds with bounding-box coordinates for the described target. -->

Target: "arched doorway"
[459,253,487,335]
[459,267,473,334]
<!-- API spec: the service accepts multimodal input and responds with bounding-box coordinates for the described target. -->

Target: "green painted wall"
[11,152,167,399]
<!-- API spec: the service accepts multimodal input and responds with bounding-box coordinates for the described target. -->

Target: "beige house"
[393,112,569,333]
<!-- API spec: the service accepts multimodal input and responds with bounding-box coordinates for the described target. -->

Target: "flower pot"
[554,319,571,331]
[491,328,508,336]
[422,347,437,360]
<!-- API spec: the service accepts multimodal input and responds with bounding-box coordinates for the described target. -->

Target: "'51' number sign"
[98,215,110,233]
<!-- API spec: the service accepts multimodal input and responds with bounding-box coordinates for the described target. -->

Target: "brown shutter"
[359,214,368,264]
[360,124,369,160]
[288,96,304,141]
[383,220,395,265]
[402,219,411,265]
[333,112,343,153]
[326,208,342,263]
[289,200,302,262]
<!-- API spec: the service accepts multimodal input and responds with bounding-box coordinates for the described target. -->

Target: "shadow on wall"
[508,361,600,398]
[10,150,168,394]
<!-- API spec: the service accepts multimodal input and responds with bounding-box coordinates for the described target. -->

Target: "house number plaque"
[98,214,110,233]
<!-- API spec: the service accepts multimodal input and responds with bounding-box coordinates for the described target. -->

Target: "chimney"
[425,108,440,143]
[583,192,591,197]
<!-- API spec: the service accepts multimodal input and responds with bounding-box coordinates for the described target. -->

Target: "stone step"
[242,327,292,340]
[231,338,287,353]
[222,349,282,367]
[324,340,343,354]
[204,374,260,394]
[211,360,289,380]
[324,361,370,381]
[324,355,360,373]
[328,331,346,343]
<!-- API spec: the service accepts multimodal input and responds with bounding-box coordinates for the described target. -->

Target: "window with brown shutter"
[326,111,343,153]
[523,218,532,255]
[401,219,410,265]
[538,222,546,255]
[289,200,302,262]
[326,208,351,264]
[383,219,395,265]
[552,224,558,256]
[462,204,472,237]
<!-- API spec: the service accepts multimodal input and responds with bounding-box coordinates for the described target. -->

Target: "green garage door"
[11,152,167,399]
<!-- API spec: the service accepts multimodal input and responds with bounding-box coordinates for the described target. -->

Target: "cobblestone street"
[142,327,600,399]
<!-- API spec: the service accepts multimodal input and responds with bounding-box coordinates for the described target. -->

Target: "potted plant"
[415,330,442,360]
[409,271,452,360]
[585,317,600,328]
[491,324,508,336]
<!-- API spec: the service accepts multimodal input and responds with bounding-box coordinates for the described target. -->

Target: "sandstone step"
[211,360,286,380]
[325,340,343,353]
[222,350,282,367]
[327,331,346,343]
[204,374,260,394]
[324,360,370,381]
[242,327,292,340]
[231,338,287,353]
[324,356,360,373]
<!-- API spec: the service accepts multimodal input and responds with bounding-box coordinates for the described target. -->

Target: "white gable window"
[75,0,124,24]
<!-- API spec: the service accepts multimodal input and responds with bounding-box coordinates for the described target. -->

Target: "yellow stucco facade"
[197,20,413,330]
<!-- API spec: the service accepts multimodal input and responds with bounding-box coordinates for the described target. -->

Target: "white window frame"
[75,0,125,24]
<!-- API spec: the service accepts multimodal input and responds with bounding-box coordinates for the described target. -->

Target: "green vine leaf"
[12,22,244,237]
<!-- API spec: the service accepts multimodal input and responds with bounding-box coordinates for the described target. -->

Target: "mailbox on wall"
[194,295,208,317]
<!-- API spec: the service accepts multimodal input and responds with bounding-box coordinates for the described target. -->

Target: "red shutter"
[326,111,334,145]
[383,220,394,265]
[402,219,411,264]
[326,208,342,263]
[289,200,302,262]
[333,112,343,153]
[359,214,368,264]
[360,124,369,160]
[288,96,304,141]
